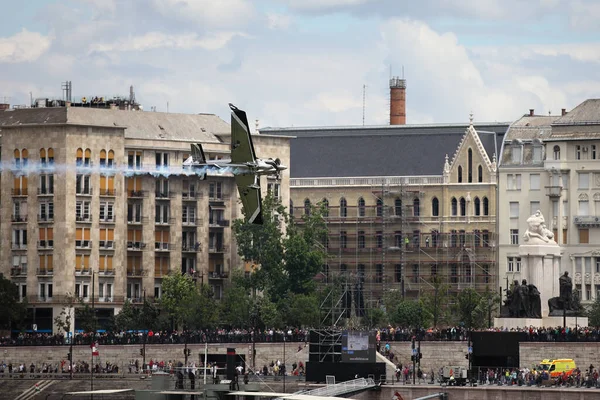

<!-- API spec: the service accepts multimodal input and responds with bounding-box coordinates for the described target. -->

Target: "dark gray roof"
[261,123,509,178]
[553,99,600,126]
[503,115,559,142]
[0,107,228,143]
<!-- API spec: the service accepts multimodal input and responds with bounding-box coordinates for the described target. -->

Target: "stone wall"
[519,342,600,370]
[386,341,469,373]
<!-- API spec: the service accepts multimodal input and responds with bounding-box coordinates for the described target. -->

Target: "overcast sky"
[1,0,599,127]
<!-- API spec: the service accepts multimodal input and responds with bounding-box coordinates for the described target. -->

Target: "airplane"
[184,104,287,225]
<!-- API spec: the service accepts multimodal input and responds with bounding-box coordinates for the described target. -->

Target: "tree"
[474,286,501,328]
[220,273,252,328]
[455,288,482,329]
[587,297,600,327]
[232,193,328,302]
[75,300,97,334]
[54,294,76,379]
[420,276,452,328]
[389,299,427,329]
[283,292,320,328]
[0,274,27,331]
[160,273,197,329]
[185,284,220,330]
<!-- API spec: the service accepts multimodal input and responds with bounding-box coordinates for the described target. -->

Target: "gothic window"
[431,197,439,216]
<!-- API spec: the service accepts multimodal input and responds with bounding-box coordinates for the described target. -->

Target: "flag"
[91,342,99,356]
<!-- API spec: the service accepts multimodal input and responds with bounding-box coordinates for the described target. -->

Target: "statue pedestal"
[494,316,588,329]
[519,244,562,317]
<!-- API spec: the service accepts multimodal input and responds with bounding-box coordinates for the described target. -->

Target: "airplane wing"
[191,143,207,164]
[229,104,257,164]
[235,174,262,225]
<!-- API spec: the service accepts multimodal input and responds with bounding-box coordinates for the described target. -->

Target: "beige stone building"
[0,105,290,333]
[262,120,508,314]
[499,100,600,305]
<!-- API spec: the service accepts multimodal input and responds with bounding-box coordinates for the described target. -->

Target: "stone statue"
[523,210,556,245]
[548,271,584,315]
[502,279,543,318]
[528,283,542,318]
[559,271,573,303]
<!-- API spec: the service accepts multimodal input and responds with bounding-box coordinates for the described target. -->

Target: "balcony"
[545,185,562,198]
[208,271,229,279]
[76,215,93,223]
[11,188,28,196]
[11,267,26,276]
[11,242,27,250]
[36,296,53,303]
[155,242,173,251]
[182,218,202,227]
[11,215,27,223]
[75,268,91,276]
[36,268,53,276]
[182,243,201,252]
[127,216,148,225]
[127,241,146,251]
[128,190,147,198]
[209,219,230,228]
[574,215,600,227]
[99,240,114,250]
[208,194,229,203]
[75,240,92,249]
[37,240,54,249]
[99,217,116,224]
[155,191,174,200]
[99,188,116,197]
[38,214,54,223]
[75,188,93,196]
[182,191,202,201]
[98,268,115,276]
[37,188,54,196]
[99,297,115,303]
[155,217,175,226]
[208,246,227,254]
[127,267,144,277]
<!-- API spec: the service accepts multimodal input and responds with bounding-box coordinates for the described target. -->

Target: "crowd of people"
[476,366,600,387]
[3,325,600,347]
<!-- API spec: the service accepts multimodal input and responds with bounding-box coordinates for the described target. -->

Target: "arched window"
[358,231,365,248]
[321,198,329,217]
[432,197,439,216]
[478,165,483,182]
[553,145,560,160]
[395,198,402,216]
[289,200,294,217]
[468,148,473,183]
[14,149,20,168]
[21,149,28,167]
[100,150,107,168]
[108,150,114,167]
[340,198,347,218]
[460,197,466,216]
[413,198,420,217]
[474,197,481,216]
[84,149,91,167]
[458,166,463,183]
[47,148,54,165]
[376,198,383,217]
[40,148,46,166]
[304,198,311,216]
[358,197,365,217]
[483,197,489,216]
[76,148,83,166]
[451,197,458,216]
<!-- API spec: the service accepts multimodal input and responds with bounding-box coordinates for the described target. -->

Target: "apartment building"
[262,119,508,312]
[0,104,290,333]
[498,99,600,305]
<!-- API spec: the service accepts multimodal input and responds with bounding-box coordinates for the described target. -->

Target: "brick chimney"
[529,109,534,116]
[562,108,567,116]
[389,77,406,125]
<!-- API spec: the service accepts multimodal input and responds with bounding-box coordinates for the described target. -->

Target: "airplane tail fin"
[191,143,206,164]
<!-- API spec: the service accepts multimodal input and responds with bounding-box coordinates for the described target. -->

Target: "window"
[154,284,162,299]
[99,149,114,168]
[530,201,540,216]
[39,174,54,195]
[182,180,197,198]
[126,282,141,300]
[128,151,142,169]
[474,197,481,216]
[450,230,458,247]
[76,174,91,195]
[507,174,522,190]
[375,264,383,283]
[460,197,466,216]
[340,231,347,249]
[507,257,521,272]
[376,231,383,248]
[459,230,466,246]
[99,228,115,249]
[76,201,91,222]
[512,146,522,163]
[483,197,489,216]
[579,173,589,190]
[208,182,222,199]
[431,230,440,247]
[458,166,463,183]
[478,165,483,182]
[75,228,91,248]
[412,264,419,284]
[474,230,481,247]
[182,205,195,224]
[394,231,402,247]
[156,203,172,225]
[529,174,540,191]
[319,198,329,217]
[510,229,519,245]
[576,145,582,160]
[39,283,53,300]
[533,146,543,162]
[580,229,589,244]
[358,197,365,217]
[593,145,597,160]
[13,175,28,196]
[39,148,54,167]
[18,284,27,302]
[395,264,402,282]
[12,201,27,222]
[579,199,589,215]
[450,264,458,284]
[304,199,311,216]
[14,149,28,169]
[464,263,472,283]
[181,230,196,250]
[451,198,458,216]
[413,230,420,247]
[340,198,347,218]
[395,198,402,216]
[431,264,437,277]
[358,231,365,248]
[553,145,560,160]
[413,198,420,216]
[75,254,90,274]
[155,178,169,198]
[155,152,169,169]
[127,203,142,223]
[376,198,383,217]
[468,148,473,183]
[510,202,519,218]
[38,227,53,248]
[38,254,53,274]
[267,182,281,200]
[99,202,114,222]
[99,282,113,300]
[430,197,439,216]
[483,230,490,247]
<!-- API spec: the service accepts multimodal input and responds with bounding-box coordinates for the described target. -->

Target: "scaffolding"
[293,175,498,322]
